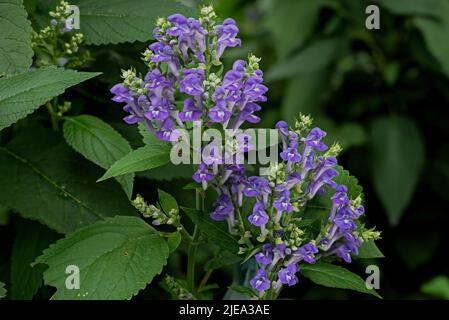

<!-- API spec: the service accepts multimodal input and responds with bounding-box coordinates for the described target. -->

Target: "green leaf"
[182,207,239,255]
[138,162,193,181]
[266,0,326,59]
[35,216,169,300]
[0,281,6,299]
[0,125,136,234]
[0,0,33,74]
[334,165,364,200]
[10,219,60,299]
[228,285,257,299]
[357,241,384,259]
[158,189,178,214]
[205,250,242,271]
[72,0,196,45]
[167,232,181,253]
[378,0,443,18]
[281,71,328,125]
[0,66,100,130]
[63,115,134,198]
[98,145,170,182]
[266,38,345,81]
[421,276,449,299]
[371,116,425,226]
[301,262,381,298]
[414,1,449,77]
[0,203,8,225]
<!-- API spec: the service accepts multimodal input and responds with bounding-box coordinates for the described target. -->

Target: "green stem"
[187,189,203,293]
[46,97,59,131]
[198,269,213,291]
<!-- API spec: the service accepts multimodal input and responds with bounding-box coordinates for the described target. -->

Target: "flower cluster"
[204,114,380,297]
[111,7,380,300]
[32,1,89,68]
[111,6,265,148]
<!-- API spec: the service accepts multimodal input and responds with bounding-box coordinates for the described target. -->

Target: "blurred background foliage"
[1,0,448,300]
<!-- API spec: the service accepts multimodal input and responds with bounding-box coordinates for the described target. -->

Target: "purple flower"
[214,18,241,59]
[303,127,328,151]
[255,244,274,265]
[180,68,205,96]
[248,202,269,227]
[276,121,289,137]
[273,190,293,214]
[154,118,180,142]
[148,42,180,76]
[209,100,231,123]
[179,98,202,121]
[294,242,318,264]
[210,193,234,221]
[193,163,215,190]
[278,264,299,286]
[275,172,302,192]
[250,269,270,291]
[111,84,133,103]
[243,177,271,203]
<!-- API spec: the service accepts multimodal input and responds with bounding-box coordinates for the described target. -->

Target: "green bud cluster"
[132,194,182,230]
[164,275,194,300]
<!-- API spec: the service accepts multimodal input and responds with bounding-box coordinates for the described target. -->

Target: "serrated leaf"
[63,115,134,198]
[0,281,6,299]
[167,231,181,253]
[182,207,239,255]
[421,276,449,299]
[266,38,345,81]
[334,165,363,200]
[35,216,169,300]
[0,0,33,74]
[0,66,100,130]
[357,241,384,259]
[98,145,170,181]
[0,125,136,234]
[158,189,178,214]
[72,0,196,45]
[10,219,60,299]
[371,116,425,226]
[301,262,381,298]
[377,0,442,18]
[414,0,449,77]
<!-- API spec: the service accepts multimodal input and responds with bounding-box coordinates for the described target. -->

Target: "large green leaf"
[63,115,134,198]
[182,207,239,255]
[301,262,381,298]
[0,66,100,130]
[357,241,384,259]
[0,282,6,299]
[0,125,136,234]
[266,38,345,81]
[421,276,449,299]
[414,1,449,77]
[35,216,169,300]
[10,219,60,299]
[98,145,170,182]
[371,116,425,226]
[378,0,443,18]
[266,0,326,59]
[72,0,196,45]
[0,0,33,74]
